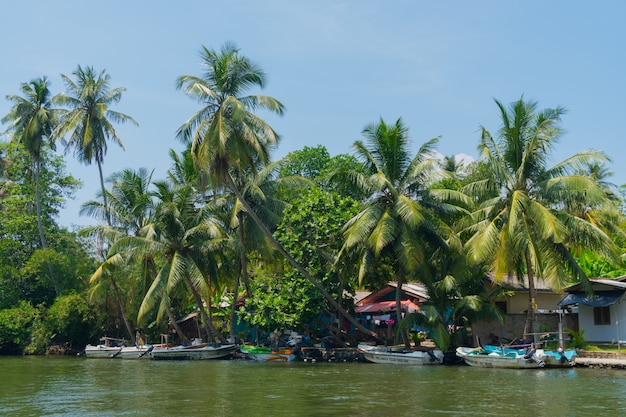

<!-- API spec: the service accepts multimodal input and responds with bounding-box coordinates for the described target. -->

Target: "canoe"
[456,346,545,368]
[358,344,443,365]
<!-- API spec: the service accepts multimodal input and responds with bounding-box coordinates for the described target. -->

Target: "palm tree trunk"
[524,252,539,343]
[237,211,252,296]
[396,268,410,348]
[109,277,136,345]
[164,299,189,344]
[97,159,111,226]
[225,173,378,339]
[34,156,60,295]
[229,274,240,343]
[185,276,227,344]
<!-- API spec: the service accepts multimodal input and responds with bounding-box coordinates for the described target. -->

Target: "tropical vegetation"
[0,43,624,355]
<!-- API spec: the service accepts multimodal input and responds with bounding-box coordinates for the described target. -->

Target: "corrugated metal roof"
[355,299,421,313]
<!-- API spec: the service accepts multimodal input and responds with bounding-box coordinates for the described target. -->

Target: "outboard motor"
[524,345,545,367]
[426,349,440,363]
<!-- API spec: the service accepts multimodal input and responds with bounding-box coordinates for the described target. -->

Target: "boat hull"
[456,347,543,369]
[83,345,123,358]
[150,344,235,360]
[358,344,443,365]
[482,345,576,368]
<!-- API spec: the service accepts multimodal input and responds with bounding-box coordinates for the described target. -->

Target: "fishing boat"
[483,345,576,367]
[150,339,236,360]
[358,344,444,365]
[456,346,545,368]
[82,337,153,359]
[240,344,298,362]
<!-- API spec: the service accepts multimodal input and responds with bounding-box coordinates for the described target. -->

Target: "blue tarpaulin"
[558,290,624,307]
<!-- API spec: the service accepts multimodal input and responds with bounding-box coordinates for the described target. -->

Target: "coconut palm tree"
[341,118,469,346]
[2,77,62,294]
[82,168,157,344]
[108,181,231,343]
[53,65,137,226]
[177,43,378,337]
[463,97,621,340]
[2,77,57,252]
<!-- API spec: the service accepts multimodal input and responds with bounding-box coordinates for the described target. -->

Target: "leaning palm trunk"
[186,276,227,344]
[164,300,189,344]
[225,174,377,339]
[110,277,136,345]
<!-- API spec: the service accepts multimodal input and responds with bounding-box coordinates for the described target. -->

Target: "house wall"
[472,313,578,346]
[578,298,626,343]
[506,292,565,314]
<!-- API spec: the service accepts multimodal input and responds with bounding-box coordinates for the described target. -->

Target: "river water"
[1,356,625,416]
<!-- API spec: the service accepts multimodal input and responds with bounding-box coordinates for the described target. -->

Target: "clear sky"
[1,1,624,228]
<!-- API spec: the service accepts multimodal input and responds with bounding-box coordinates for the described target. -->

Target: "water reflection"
[1,357,625,416]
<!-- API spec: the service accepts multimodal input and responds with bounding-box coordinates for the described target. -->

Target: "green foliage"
[279,145,330,180]
[44,293,96,348]
[567,328,585,349]
[576,250,626,278]
[238,270,322,331]
[239,187,360,333]
[0,301,40,354]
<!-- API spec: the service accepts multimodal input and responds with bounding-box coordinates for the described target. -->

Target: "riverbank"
[575,349,626,369]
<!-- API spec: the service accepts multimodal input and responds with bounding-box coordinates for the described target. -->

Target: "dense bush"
[0,301,40,354]
[41,293,96,352]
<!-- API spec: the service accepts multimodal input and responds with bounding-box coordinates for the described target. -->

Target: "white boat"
[82,337,152,359]
[482,345,576,367]
[358,344,443,365]
[150,339,236,360]
[456,346,545,368]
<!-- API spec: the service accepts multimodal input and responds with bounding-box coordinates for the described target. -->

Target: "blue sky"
[1,1,625,228]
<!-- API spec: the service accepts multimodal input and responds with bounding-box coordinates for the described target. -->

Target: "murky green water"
[1,356,625,416]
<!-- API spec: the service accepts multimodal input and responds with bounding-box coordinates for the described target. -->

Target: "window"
[495,301,507,314]
[593,306,611,325]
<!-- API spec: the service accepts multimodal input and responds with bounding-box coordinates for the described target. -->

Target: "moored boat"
[150,339,236,360]
[358,344,443,365]
[82,337,153,359]
[483,345,576,367]
[240,344,298,362]
[456,346,545,368]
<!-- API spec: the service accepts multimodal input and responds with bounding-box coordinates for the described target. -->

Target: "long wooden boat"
[150,342,236,360]
[358,344,444,365]
[456,346,545,368]
[240,345,298,362]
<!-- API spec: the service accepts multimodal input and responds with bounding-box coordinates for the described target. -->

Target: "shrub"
[0,301,40,354]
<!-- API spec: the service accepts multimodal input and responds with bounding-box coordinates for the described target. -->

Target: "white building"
[559,277,626,344]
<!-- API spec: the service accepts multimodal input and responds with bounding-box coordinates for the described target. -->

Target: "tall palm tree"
[342,118,469,346]
[82,168,156,344]
[53,65,137,226]
[109,181,230,343]
[178,43,378,337]
[2,77,61,294]
[463,97,621,340]
[2,77,57,252]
